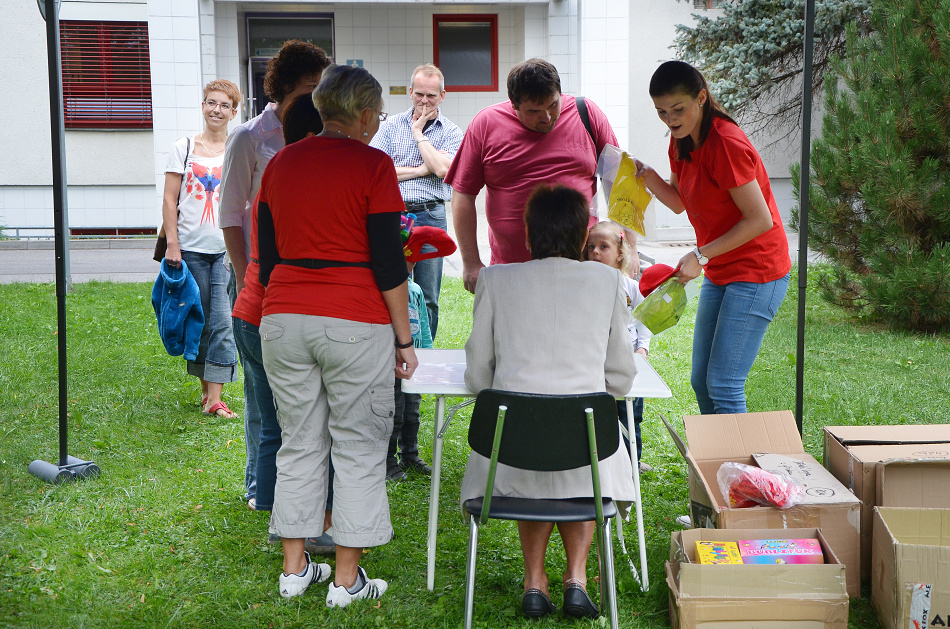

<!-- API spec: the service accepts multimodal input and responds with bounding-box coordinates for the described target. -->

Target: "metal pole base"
[28,456,100,484]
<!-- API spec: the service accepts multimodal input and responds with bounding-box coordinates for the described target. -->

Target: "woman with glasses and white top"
[161,79,241,419]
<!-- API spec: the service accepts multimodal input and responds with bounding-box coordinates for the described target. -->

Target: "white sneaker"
[279,552,331,599]
[326,566,388,608]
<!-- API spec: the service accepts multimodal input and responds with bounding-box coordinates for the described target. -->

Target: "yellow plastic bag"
[606,152,653,237]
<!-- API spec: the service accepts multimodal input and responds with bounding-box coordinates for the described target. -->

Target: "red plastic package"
[716,462,804,509]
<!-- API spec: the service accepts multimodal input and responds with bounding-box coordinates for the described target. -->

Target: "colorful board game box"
[694,540,743,565]
[737,538,825,565]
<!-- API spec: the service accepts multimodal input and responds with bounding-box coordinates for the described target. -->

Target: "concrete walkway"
[0,206,803,284]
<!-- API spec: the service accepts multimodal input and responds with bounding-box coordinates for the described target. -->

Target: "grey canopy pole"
[795,0,817,435]
[28,0,100,484]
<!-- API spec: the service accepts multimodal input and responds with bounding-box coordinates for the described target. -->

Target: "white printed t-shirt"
[165,136,227,254]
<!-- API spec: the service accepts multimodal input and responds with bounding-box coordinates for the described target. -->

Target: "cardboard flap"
[663,413,707,480]
[825,424,950,446]
[878,462,950,509]
[753,453,860,505]
[875,507,950,546]
[684,411,804,461]
[849,444,950,462]
[677,564,848,598]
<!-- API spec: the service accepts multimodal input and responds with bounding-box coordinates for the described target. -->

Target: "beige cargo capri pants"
[260,313,396,548]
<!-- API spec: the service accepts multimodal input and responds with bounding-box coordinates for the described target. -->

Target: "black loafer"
[522,588,556,618]
[563,583,599,619]
[400,456,432,475]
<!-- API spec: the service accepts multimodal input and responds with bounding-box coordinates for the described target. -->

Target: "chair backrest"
[468,390,620,472]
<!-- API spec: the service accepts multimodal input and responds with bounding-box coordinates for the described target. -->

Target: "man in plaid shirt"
[371,63,463,340]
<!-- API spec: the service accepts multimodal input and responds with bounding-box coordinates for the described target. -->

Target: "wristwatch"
[693,247,709,266]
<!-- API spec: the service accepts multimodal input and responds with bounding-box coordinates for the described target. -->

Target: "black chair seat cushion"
[464,496,617,523]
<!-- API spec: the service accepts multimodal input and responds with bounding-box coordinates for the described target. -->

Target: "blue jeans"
[616,397,644,461]
[232,317,280,510]
[405,203,446,340]
[231,308,334,513]
[691,274,790,414]
[390,378,422,461]
[228,272,260,501]
[181,251,237,384]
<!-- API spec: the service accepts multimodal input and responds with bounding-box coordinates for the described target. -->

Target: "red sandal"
[203,401,237,418]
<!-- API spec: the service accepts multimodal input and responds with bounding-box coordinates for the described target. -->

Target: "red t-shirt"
[258,136,405,323]
[670,117,791,284]
[230,191,265,326]
[445,95,617,265]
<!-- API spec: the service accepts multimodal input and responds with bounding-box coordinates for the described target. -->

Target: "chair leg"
[602,519,620,629]
[464,515,480,629]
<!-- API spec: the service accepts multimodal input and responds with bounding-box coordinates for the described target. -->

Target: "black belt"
[279,258,371,270]
[404,200,443,212]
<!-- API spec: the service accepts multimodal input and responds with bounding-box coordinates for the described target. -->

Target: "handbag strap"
[576,96,596,153]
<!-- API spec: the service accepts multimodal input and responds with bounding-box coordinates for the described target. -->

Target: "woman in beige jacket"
[461,184,637,619]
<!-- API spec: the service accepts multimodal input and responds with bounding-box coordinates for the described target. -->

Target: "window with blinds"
[433,15,498,92]
[60,21,152,129]
[693,0,721,8]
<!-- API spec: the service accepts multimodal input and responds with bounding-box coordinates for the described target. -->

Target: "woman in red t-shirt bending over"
[636,60,791,415]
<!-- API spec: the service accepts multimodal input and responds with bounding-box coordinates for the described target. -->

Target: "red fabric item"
[231,191,265,326]
[720,463,803,509]
[404,225,457,263]
[639,263,678,297]
[670,117,791,285]
[259,136,406,323]
[445,95,617,265]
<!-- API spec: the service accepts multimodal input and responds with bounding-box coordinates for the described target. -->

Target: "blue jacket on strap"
[152,259,204,360]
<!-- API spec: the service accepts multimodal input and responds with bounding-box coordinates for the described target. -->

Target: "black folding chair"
[462,390,621,629]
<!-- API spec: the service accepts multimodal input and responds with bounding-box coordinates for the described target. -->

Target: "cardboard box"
[871,507,950,629]
[823,424,950,580]
[664,411,862,598]
[667,527,849,628]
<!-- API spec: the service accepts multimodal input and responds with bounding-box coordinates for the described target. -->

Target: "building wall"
[3,0,798,237]
[0,0,156,230]
[625,0,796,238]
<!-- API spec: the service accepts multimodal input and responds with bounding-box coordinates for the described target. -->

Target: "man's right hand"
[463,260,485,294]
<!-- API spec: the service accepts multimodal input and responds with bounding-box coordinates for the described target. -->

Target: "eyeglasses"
[378,112,388,121]
[203,100,234,112]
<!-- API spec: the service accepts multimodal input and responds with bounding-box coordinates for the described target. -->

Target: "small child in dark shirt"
[387,224,457,481]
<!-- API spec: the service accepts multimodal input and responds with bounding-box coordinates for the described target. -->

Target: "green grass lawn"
[1,270,947,627]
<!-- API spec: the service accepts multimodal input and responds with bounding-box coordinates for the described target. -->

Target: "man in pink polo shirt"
[445,58,618,292]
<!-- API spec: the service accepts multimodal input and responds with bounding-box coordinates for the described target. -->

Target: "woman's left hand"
[674,252,703,283]
[395,345,418,380]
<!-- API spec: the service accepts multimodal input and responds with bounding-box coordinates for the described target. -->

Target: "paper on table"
[410,362,467,386]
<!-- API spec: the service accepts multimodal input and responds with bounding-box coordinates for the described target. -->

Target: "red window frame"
[433,14,498,92]
[60,21,153,129]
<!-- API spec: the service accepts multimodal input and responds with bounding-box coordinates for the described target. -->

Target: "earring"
[363,132,369,137]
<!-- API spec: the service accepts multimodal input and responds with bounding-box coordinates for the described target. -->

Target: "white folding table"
[402,348,671,593]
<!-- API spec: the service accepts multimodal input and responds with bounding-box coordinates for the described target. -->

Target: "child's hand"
[636,348,649,357]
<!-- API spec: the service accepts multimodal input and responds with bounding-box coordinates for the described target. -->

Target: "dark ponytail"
[649,60,736,162]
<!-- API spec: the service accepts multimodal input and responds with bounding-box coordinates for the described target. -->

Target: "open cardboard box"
[667,527,849,628]
[664,411,861,598]
[871,507,950,629]
[823,424,950,581]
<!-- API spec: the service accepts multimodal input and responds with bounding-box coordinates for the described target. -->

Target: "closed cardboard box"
[871,507,950,629]
[823,424,950,581]
[664,411,861,598]
[667,527,849,628]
